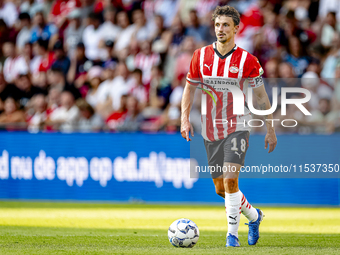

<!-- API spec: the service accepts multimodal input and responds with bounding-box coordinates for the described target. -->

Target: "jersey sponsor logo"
[229,66,239,73]
[204,64,212,71]
[203,78,238,87]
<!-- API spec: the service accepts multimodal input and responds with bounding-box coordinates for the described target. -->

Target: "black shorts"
[204,131,250,179]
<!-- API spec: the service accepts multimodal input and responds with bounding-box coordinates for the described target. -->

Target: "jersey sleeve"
[244,54,264,88]
[186,49,201,85]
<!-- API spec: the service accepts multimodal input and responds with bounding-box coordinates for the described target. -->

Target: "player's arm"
[253,84,277,153]
[181,81,196,141]
[181,49,200,141]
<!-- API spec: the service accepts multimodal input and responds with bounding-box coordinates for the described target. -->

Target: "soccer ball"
[168,218,199,248]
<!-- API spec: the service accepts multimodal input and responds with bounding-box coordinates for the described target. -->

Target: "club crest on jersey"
[229,66,239,73]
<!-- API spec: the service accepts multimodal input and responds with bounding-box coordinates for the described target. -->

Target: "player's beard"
[218,38,228,43]
[217,34,228,43]
[217,37,228,43]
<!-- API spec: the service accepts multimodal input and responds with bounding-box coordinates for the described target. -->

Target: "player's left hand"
[265,130,277,153]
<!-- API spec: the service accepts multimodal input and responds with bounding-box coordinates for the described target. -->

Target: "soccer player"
[181,5,277,247]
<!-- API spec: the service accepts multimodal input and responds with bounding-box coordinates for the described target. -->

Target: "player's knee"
[224,178,238,191]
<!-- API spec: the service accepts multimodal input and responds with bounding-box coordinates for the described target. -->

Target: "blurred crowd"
[0,0,339,134]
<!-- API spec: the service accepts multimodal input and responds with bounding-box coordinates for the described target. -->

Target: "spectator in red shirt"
[49,0,81,36]
[134,40,160,84]
[234,0,266,53]
[36,39,54,72]
[106,94,128,130]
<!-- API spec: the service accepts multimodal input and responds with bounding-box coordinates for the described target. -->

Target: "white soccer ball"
[168,218,199,248]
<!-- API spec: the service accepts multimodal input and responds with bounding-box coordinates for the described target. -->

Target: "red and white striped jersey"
[186,42,264,142]
[134,53,160,84]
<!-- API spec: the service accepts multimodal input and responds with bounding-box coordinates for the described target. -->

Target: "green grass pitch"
[0,201,339,254]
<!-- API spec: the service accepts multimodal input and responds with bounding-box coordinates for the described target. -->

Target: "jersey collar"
[213,42,237,60]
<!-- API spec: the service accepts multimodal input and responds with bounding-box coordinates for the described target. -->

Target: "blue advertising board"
[0,132,339,205]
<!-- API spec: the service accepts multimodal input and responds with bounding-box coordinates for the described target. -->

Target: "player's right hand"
[181,120,194,142]
[265,130,277,153]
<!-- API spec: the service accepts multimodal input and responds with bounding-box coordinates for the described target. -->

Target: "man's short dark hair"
[152,64,163,73]
[76,99,95,115]
[37,38,48,50]
[19,12,31,21]
[212,5,240,26]
[328,11,337,18]
[104,6,116,14]
[133,68,143,76]
[76,42,85,48]
[51,66,64,75]
[88,12,101,21]
[105,40,114,48]
[18,73,29,79]
[53,40,64,50]
[3,40,15,45]
[132,8,144,14]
